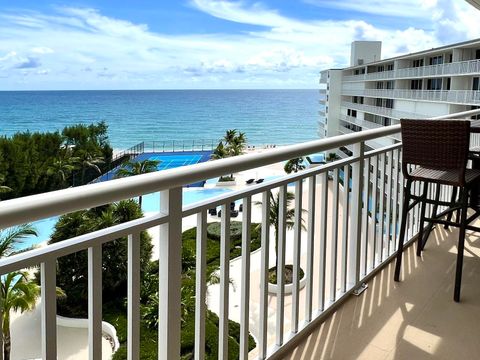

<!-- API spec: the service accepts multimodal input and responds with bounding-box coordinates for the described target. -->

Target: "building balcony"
[342,58,480,82]
[1,109,480,359]
[341,89,480,105]
[340,101,429,120]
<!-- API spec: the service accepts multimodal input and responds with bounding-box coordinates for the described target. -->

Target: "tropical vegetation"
[255,191,306,284]
[115,159,160,208]
[284,157,306,174]
[0,224,65,360]
[211,129,247,181]
[0,122,112,200]
[48,196,258,359]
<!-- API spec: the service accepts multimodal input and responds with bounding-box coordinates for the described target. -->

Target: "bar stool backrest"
[400,119,470,186]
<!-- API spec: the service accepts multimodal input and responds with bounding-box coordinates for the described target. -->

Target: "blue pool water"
[96,151,212,185]
[306,153,325,164]
[23,187,233,249]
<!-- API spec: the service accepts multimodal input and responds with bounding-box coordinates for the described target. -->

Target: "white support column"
[158,187,183,360]
[128,233,141,360]
[194,211,207,360]
[41,260,57,360]
[349,142,364,287]
[88,245,103,360]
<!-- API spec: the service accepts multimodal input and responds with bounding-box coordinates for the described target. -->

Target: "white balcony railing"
[1,109,480,360]
[342,59,480,82]
[341,89,480,105]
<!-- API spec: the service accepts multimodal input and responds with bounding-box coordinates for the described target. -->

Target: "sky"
[0,0,479,90]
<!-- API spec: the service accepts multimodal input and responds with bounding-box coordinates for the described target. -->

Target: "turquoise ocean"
[0,89,321,150]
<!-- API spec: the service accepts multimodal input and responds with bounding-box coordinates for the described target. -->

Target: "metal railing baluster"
[88,245,102,359]
[291,180,303,333]
[240,197,252,360]
[219,203,231,358]
[259,191,270,359]
[194,212,207,360]
[128,232,141,360]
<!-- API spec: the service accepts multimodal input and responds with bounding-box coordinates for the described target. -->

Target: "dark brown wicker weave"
[395,119,480,303]
[401,119,471,186]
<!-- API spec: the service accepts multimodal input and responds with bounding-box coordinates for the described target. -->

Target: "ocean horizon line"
[0,88,319,92]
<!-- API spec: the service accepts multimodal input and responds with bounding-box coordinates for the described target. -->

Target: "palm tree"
[0,272,65,360]
[228,134,247,156]
[223,129,237,145]
[0,225,37,258]
[255,191,307,274]
[77,150,105,184]
[326,152,341,162]
[284,158,306,174]
[1,271,40,360]
[115,159,160,208]
[47,157,79,187]
[211,142,228,161]
[211,130,247,180]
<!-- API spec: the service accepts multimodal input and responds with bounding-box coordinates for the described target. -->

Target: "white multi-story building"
[320,39,480,155]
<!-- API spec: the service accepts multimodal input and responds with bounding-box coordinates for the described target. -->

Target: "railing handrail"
[0,125,399,229]
[2,108,480,230]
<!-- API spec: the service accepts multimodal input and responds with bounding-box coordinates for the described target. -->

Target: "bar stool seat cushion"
[410,167,480,186]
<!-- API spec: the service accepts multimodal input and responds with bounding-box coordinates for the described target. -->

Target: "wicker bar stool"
[394,119,480,302]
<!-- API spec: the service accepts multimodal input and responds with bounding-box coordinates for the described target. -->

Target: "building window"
[476,50,480,60]
[361,68,366,74]
[376,82,384,89]
[375,98,382,107]
[413,59,424,67]
[385,99,394,109]
[354,69,360,75]
[411,79,423,90]
[446,77,451,90]
[386,81,394,89]
[473,77,480,91]
[353,96,358,103]
[359,96,364,104]
[448,54,453,63]
[387,64,394,71]
[382,117,391,126]
[377,65,384,72]
[429,55,443,65]
[427,78,442,90]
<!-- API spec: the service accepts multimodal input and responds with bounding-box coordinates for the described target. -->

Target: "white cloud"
[0,1,479,89]
[303,0,433,18]
[31,47,54,54]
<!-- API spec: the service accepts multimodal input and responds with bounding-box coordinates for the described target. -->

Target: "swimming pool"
[20,187,233,249]
[97,150,212,184]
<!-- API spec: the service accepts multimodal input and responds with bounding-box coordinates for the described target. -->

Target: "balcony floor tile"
[279,224,480,360]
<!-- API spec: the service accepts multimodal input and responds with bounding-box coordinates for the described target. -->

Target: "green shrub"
[207,221,243,242]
